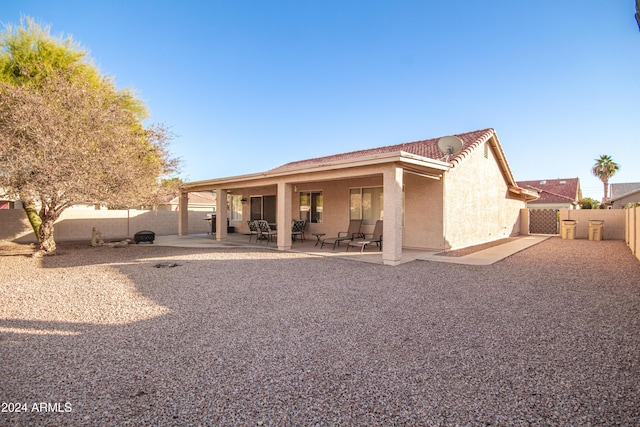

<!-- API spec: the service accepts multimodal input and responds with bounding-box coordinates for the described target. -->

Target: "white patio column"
[383,165,403,265]
[178,191,189,236]
[276,181,292,250]
[215,187,228,241]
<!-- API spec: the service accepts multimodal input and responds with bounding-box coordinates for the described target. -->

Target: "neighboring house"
[179,128,538,265]
[609,182,640,209]
[163,191,217,212]
[0,189,19,209]
[516,178,582,210]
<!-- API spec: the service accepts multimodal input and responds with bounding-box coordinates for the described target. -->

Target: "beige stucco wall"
[443,142,524,250]
[559,208,625,240]
[626,206,638,258]
[402,172,444,249]
[629,206,640,259]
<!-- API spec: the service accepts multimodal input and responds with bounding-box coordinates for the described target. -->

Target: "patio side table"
[312,233,325,247]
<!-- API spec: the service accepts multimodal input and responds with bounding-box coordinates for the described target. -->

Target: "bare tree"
[0,19,179,255]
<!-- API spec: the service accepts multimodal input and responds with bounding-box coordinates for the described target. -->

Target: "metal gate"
[529,209,559,234]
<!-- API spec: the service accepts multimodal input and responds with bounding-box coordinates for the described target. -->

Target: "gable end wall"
[443,142,524,249]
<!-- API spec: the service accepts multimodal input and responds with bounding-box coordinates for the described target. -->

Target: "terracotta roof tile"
[270,128,496,171]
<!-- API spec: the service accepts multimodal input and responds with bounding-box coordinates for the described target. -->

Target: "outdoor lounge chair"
[291,220,306,242]
[320,219,363,250]
[247,220,259,242]
[347,220,383,253]
[256,220,277,244]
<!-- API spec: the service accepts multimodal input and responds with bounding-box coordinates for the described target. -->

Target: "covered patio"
[179,159,445,266]
[178,129,536,266]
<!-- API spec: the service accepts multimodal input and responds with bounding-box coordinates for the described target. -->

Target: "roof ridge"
[448,128,495,167]
[270,128,496,171]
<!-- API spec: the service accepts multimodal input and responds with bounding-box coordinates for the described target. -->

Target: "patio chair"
[320,219,363,250]
[256,220,277,244]
[247,220,259,242]
[291,220,306,242]
[347,220,383,253]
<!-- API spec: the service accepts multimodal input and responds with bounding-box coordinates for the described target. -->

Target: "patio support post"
[277,182,292,250]
[383,164,403,265]
[215,187,228,241]
[178,191,189,236]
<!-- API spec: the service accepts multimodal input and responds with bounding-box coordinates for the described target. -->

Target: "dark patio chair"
[321,219,363,250]
[347,220,383,252]
[291,220,306,242]
[256,220,277,244]
[247,220,259,242]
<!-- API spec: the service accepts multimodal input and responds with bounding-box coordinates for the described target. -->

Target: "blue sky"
[3,1,639,200]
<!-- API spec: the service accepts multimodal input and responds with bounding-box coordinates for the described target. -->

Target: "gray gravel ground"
[1,237,640,426]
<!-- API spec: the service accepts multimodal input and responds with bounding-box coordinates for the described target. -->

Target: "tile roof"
[516,178,580,204]
[270,128,496,172]
[610,182,640,199]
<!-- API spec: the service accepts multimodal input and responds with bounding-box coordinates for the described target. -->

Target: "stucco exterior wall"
[443,142,524,250]
[402,172,444,249]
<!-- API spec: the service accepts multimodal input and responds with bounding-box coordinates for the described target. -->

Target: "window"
[300,191,323,223]
[350,187,383,225]
[228,194,243,221]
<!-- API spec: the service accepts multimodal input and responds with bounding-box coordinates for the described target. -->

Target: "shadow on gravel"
[2,237,640,426]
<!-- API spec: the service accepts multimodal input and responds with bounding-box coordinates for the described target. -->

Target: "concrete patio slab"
[153,233,550,265]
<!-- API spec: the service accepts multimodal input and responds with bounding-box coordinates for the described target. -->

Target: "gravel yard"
[1,237,640,426]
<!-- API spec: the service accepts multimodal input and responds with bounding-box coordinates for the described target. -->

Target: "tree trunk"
[36,218,57,255]
[20,196,42,243]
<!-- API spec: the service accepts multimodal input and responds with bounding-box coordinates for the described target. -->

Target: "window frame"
[349,186,383,225]
[299,190,323,223]
[228,194,243,221]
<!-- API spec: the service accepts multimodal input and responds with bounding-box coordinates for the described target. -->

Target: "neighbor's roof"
[270,128,496,172]
[516,178,580,204]
[610,182,640,199]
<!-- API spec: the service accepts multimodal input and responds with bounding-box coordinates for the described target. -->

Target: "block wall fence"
[1,207,640,262]
[625,206,640,262]
[0,209,211,243]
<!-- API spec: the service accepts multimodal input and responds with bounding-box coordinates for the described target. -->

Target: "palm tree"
[591,155,620,202]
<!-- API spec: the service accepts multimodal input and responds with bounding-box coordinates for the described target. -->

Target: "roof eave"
[509,186,540,200]
[183,151,451,191]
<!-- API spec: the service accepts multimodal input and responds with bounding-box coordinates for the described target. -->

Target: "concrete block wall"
[559,209,625,240]
[0,209,212,243]
[626,206,639,261]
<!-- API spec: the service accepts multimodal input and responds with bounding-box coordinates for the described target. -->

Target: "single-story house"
[609,182,640,209]
[516,178,582,210]
[179,128,538,265]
